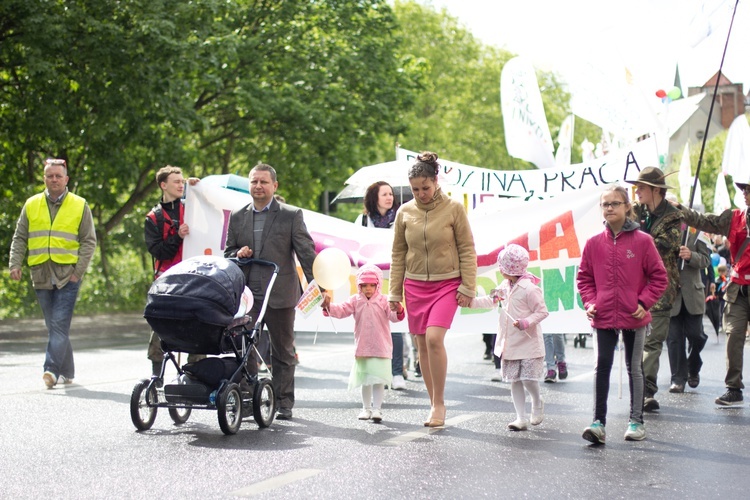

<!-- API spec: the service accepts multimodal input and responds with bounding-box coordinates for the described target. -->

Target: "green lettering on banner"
[539,265,578,312]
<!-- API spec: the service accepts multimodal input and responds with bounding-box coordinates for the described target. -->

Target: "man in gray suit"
[224,163,326,420]
[666,226,710,393]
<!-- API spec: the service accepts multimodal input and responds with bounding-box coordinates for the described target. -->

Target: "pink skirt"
[404,277,461,334]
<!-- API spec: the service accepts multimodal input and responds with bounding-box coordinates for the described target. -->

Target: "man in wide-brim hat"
[670,174,750,407]
[625,166,683,414]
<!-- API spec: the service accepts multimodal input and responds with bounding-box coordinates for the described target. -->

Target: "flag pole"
[680,0,740,263]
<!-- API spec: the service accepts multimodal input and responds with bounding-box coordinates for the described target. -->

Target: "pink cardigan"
[471,277,548,360]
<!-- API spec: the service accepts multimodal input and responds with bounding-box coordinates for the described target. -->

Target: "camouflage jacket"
[633,199,683,313]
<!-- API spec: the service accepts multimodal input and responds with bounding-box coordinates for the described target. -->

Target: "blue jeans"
[391,332,404,376]
[35,281,81,379]
[544,333,566,370]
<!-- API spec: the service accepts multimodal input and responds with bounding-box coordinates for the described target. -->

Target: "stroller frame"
[130,258,280,435]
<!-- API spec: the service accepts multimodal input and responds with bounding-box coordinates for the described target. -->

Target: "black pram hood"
[144,255,245,327]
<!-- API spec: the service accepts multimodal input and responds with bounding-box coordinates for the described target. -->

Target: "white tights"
[361,384,385,410]
[510,380,542,420]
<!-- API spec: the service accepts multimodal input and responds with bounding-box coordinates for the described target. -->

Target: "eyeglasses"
[600,202,625,209]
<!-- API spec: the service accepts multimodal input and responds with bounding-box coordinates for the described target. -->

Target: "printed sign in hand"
[296,280,324,318]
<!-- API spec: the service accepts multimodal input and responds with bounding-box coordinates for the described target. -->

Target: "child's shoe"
[370,409,383,422]
[544,369,557,383]
[530,399,544,425]
[582,420,606,444]
[507,418,529,431]
[357,408,372,420]
[557,361,568,380]
[624,421,646,441]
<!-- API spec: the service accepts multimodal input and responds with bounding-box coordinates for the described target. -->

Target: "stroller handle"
[228,257,280,333]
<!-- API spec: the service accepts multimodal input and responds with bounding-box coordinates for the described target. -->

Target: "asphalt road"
[1,314,749,499]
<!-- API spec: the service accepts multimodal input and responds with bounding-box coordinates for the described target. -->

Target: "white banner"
[398,137,658,202]
[500,57,556,169]
[184,183,607,334]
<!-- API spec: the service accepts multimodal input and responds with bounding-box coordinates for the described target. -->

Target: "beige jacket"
[388,188,477,301]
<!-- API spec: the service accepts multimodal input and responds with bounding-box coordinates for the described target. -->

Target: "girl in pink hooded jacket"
[471,244,549,432]
[324,264,405,422]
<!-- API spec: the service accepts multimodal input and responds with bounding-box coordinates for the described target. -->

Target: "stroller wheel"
[253,378,276,428]
[168,407,192,425]
[130,379,158,431]
[217,383,242,435]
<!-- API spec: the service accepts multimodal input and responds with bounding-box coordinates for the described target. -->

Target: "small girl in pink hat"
[471,244,549,431]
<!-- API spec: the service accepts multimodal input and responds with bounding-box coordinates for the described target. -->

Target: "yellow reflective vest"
[26,192,86,266]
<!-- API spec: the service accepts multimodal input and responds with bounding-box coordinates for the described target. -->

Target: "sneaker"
[557,361,568,380]
[58,375,74,385]
[624,421,646,441]
[582,420,606,444]
[483,351,492,360]
[490,370,503,382]
[643,397,660,412]
[43,371,57,389]
[507,418,529,431]
[668,383,685,393]
[358,408,372,420]
[391,375,406,390]
[715,388,744,406]
[687,373,700,388]
[530,399,544,426]
[544,369,557,383]
[370,409,383,422]
[414,361,422,378]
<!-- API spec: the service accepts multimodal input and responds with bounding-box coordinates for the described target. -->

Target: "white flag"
[678,143,693,204]
[722,114,750,180]
[500,57,555,169]
[555,114,575,167]
[713,171,732,213]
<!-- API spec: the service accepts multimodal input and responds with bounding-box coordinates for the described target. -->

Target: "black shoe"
[668,383,684,393]
[687,373,700,388]
[715,389,743,406]
[276,407,293,420]
[483,352,492,360]
[643,397,660,412]
[414,361,422,378]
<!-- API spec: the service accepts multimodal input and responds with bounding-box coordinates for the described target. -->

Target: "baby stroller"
[130,256,278,435]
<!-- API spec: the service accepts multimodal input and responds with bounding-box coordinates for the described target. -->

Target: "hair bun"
[417,152,438,164]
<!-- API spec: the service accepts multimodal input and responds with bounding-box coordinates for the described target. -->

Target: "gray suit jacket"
[670,230,710,316]
[224,198,317,309]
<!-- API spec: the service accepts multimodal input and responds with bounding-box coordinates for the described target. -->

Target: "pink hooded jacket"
[325,264,405,358]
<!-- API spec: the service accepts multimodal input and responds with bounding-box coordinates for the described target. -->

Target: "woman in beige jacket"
[388,152,477,427]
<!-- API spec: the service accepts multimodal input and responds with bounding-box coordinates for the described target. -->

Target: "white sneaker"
[507,418,529,431]
[531,399,544,425]
[358,408,372,420]
[624,421,646,441]
[58,375,74,385]
[391,375,406,390]
[43,371,57,389]
[370,409,383,422]
[491,370,503,382]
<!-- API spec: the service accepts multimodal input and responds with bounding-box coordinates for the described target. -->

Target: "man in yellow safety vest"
[9,158,97,389]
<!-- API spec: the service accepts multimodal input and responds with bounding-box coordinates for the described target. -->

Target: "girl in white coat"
[471,244,549,430]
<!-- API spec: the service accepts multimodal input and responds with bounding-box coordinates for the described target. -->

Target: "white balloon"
[313,248,351,290]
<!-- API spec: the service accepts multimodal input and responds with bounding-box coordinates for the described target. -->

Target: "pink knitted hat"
[497,244,529,276]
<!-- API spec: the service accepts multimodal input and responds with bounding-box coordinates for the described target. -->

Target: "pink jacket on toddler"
[324,264,405,358]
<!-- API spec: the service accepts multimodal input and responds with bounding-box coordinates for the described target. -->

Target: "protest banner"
[184,182,606,334]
